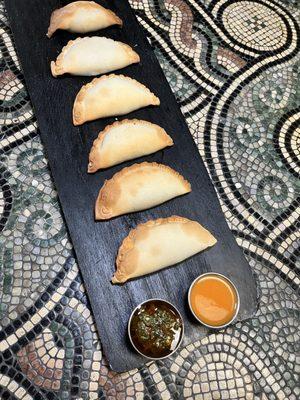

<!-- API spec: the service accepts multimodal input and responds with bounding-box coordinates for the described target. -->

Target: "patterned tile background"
[0,0,299,399]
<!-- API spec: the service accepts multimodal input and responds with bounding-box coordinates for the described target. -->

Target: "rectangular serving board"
[6,0,258,371]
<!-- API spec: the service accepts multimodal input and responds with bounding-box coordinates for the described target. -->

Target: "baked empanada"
[112,216,217,283]
[47,1,122,38]
[88,119,173,172]
[73,75,160,125]
[95,162,191,219]
[51,37,140,77]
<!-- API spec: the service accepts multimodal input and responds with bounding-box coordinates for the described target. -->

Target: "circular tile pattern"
[183,357,253,399]
[221,0,287,51]
[256,174,295,211]
[273,109,300,178]
[0,0,299,398]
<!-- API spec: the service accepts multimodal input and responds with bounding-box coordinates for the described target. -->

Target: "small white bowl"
[128,298,184,360]
[188,272,240,329]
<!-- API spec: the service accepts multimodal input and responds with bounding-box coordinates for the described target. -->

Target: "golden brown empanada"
[88,119,173,172]
[51,37,140,77]
[95,162,191,219]
[47,1,122,38]
[112,216,217,283]
[73,75,160,125]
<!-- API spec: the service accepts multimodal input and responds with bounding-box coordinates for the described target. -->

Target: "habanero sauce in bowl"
[188,272,240,329]
[128,299,184,359]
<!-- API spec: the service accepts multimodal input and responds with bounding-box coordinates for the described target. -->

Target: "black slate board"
[5,0,258,371]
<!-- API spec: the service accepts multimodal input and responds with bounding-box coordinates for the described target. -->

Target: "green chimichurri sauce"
[129,300,183,358]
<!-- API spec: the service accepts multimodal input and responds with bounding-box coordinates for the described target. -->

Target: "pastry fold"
[112,216,217,283]
[88,119,173,172]
[73,74,160,125]
[51,37,139,77]
[47,1,122,38]
[95,162,191,219]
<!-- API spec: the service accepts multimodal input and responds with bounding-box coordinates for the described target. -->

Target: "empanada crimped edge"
[72,74,160,126]
[112,215,217,283]
[51,38,80,77]
[47,8,70,38]
[51,37,140,77]
[47,1,122,38]
[95,162,191,220]
[88,119,174,173]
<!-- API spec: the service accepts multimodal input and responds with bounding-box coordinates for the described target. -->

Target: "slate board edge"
[4,0,258,372]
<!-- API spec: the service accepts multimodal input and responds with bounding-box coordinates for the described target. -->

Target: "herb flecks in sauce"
[130,300,183,358]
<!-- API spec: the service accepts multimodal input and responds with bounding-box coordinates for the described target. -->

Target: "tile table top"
[0,0,299,398]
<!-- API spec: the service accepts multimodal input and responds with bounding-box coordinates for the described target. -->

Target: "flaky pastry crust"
[51,37,140,77]
[95,162,191,219]
[73,74,160,126]
[51,37,80,77]
[88,119,173,173]
[47,1,122,38]
[112,216,215,283]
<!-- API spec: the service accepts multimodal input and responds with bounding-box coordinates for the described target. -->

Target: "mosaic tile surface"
[0,0,299,398]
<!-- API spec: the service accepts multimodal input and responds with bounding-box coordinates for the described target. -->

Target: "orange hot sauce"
[189,274,239,327]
